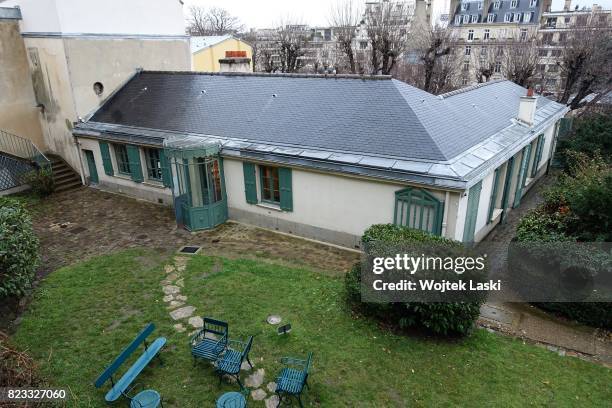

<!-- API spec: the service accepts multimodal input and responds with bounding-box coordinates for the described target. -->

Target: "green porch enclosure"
[164,137,228,231]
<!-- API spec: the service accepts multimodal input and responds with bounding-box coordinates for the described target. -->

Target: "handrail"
[0,129,50,168]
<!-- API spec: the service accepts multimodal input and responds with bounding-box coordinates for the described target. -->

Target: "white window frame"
[484,28,491,39]
[510,0,518,8]
[514,12,522,22]
[468,29,474,41]
[504,13,511,22]
[494,61,502,73]
[455,14,462,24]
[494,1,501,9]
[461,2,468,11]
[529,0,537,7]
[478,2,483,10]
[471,14,479,23]
[523,12,533,22]
[487,13,495,23]
[463,14,470,24]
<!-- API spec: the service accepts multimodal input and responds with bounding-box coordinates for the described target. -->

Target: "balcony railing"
[0,129,50,168]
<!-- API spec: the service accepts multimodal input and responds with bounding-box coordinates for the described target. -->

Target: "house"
[191,35,253,72]
[72,71,568,247]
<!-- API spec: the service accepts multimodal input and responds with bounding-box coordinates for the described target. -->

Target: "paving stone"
[167,301,185,309]
[251,389,267,401]
[160,279,172,286]
[163,294,174,302]
[166,273,179,282]
[176,278,184,288]
[266,382,277,392]
[164,265,175,274]
[170,306,196,320]
[162,285,181,295]
[265,395,280,408]
[174,323,186,333]
[175,295,187,302]
[241,360,253,371]
[245,368,265,388]
[188,316,204,328]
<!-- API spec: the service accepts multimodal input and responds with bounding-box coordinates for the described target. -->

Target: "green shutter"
[126,145,144,183]
[487,168,501,224]
[513,144,532,208]
[243,162,257,204]
[531,134,545,177]
[500,156,515,220]
[160,149,173,188]
[463,181,482,243]
[278,167,293,211]
[99,141,114,176]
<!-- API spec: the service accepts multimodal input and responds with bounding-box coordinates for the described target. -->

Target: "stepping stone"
[163,294,174,302]
[170,306,195,320]
[164,265,175,274]
[167,301,185,309]
[160,279,172,286]
[175,295,187,302]
[245,368,265,388]
[251,389,267,401]
[241,360,253,371]
[265,395,280,408]
[167,273,179,282]
[176,278,184,288]
[174,323,186,333]
[266,382,277,393]
[188,316,204,328]
[162,285,181,295]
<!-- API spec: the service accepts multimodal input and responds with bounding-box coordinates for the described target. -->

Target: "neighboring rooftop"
[0,6,21,19]
[77,71,567,188]
[190,35,234,54]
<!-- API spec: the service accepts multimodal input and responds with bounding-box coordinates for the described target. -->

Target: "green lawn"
[12,250,611,407]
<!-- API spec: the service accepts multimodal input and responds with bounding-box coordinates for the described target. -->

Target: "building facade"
[191,35,254,72]
[73,72,567,247]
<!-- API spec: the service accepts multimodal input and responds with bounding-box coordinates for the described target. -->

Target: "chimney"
[518,88,538,126]
[219,51,252,73]
[563,0,571,11]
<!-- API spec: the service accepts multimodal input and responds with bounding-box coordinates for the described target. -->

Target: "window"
[455,14,462,24]
[462,76,469,85]
[484,28,490,39]
[558,32,567,43]
[463,14,470,24]
[576,15,587,26]
[514,13,522,22]
[496,47,504,56]
[523,12,533,22]
[360,41,368,49]
[487,13,495,23]
[465,45,471,55]
[471,14,479,23]
[468,29,474,40]
[144,148,162,181]
[546,17,557,28]
[114,144,131,175]
[548,64,559,72]
[538,64,546,72]
[494,61,502,73]
[461,2,468,11]
[504,13,511,22]
[493,1,501,9]
[543,33,553,44]
[564,16,570,23]
[510,0,518,8]
[481,46,488,58]
[520,28,528,40]
[463,61,470,71]
[538,49,548,57]
[551,49,562,57]
[529,0,537,7]
[394,187,444,235]
[478,2,483,9]
[260,165,280,204]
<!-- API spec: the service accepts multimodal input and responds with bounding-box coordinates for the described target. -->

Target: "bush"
[557,115,612,169]
[533,303,611,330]
[22,166,55,197]
[0,198,40,298]
[346,224,484,336]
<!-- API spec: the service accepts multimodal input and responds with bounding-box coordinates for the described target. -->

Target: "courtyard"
[5,186,612,406]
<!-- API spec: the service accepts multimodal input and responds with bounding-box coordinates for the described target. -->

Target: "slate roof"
[451,0,542,25]
[190,35,233,54]
[77,71,568,189]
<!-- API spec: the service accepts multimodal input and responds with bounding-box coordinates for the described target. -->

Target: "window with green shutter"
[394,187,444,235]
[126,145,144,183]
[463,181,482,242]
[487,167,501,224]
[243,162,257,204]
[113,144,131,175]
[144,147,162,181]
[159,149,173,188]
[259,165,281,204]
[278,167,293,211]
[531,134,545,178]
[513,144,532,208]
[99,141,114,176]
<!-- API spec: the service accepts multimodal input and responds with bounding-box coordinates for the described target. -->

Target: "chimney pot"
[527,87,534,97]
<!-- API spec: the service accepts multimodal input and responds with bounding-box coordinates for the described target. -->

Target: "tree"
[187,6,244,36]
[472,44,499,84]
[502,35,540,87]
[557,21,612,110]
[276,21,310,73]
[328,0,361,74]
[418,25,454,92]
[365,0,410,75]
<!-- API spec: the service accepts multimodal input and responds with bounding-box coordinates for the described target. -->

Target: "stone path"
[478,174,612,365]
[160,254,281,405]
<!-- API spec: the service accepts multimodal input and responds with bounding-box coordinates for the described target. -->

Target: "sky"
[182,0,612,29]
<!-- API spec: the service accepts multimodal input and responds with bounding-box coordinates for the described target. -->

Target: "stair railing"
[0,129,50,169]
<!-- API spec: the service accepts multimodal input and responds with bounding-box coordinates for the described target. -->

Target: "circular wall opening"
[93,82,104,96]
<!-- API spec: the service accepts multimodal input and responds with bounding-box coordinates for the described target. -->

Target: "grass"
[12,250,612,407]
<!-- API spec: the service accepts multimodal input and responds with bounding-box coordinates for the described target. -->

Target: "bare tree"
[417,26,454,92]
[187,6,244,36]
[328,0,361,73]
[502,35,540,87]
[472,44,499,83]
[557,21,612,109]
[276,20,310,73]
[365,0,410,75]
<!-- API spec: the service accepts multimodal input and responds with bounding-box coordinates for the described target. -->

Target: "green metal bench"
[190,317,228,364]
[274,352,313,408]
[94,323,166,403]
[215,336,254,389]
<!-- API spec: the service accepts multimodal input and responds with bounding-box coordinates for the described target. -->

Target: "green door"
[84,150,99,184]
[463,181,482,243]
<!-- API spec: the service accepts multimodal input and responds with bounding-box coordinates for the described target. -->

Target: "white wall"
[7,0,186,35]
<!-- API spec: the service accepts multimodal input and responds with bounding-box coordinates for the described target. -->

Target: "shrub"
[22,166,55,197]
[346,224,484,336]
[557,115,612,169]
[533,303,611,330]
[0,198,40,298]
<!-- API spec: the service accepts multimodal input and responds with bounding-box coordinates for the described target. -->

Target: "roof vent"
[272,94,278,98]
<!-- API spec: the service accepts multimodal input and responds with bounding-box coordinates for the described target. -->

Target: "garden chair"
[122,383,164,408]
[190,317,228,364]
[215,335,254,389]
[274,352,313,408]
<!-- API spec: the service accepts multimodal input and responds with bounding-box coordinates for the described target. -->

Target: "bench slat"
[94,323,156,388]
[104,337,166,402]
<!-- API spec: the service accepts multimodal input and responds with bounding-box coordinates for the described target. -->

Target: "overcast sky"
[182,0,612,29]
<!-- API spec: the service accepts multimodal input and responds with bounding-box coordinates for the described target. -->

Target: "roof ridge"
[439,79,507,99]
[139,70,393,81]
